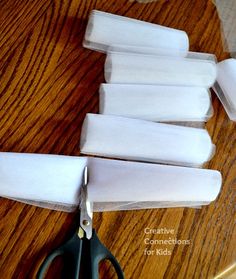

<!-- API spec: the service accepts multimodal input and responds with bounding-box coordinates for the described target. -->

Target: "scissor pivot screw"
[82,220,90,226]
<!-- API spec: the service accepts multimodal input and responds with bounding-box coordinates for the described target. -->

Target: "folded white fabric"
[214,58,236,120]
[80,114,215,167]
[88,157,222,209]
[83,10,189,54]
[99,83,212,121]
[104,52,217,87]
[0,153,221,212]
[0,152,87,209]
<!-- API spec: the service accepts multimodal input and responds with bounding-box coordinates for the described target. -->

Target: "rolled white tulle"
[214,0,236,54]
[0,152,87,210]
[0,153,221,212]
[83,10,189,54]
[214,58,236,120]
[104,52,217,87]
[80,114,215,167]
[99,83,212,121]
[87,157,222,211]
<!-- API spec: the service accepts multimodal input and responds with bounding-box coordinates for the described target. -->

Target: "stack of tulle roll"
[80,10,222,211]
[0,10,222,213]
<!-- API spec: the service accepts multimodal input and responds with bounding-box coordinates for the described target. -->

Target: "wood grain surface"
[0,0,235,278]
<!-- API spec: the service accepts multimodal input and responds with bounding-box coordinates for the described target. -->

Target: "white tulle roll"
[87,157,222,204]
[104,52,217,87]
[0,152,87,209]
[99,83,212,121]
[0,153,222,212]
[214,58,236,120]
[83,10,189,54]
[80,114,215,167]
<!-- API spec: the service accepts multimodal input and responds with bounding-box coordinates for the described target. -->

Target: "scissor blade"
[80,167,93,239]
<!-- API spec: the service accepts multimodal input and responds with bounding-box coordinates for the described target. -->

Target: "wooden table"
[0,0,235,278]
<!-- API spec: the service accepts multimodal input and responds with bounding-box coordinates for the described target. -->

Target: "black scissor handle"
[37,229,124,279]
[84,229,125,279]
[36,233,83,279]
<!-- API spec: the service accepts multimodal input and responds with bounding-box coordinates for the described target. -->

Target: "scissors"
[37,167,124,279]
